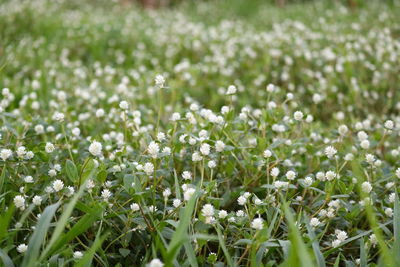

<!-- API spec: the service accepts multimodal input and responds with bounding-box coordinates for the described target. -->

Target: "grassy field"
[1,0,400,266]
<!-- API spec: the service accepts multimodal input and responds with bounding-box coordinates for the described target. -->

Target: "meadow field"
[1,0,400,266]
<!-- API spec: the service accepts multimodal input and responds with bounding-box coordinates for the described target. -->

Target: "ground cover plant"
[1,0,400,266]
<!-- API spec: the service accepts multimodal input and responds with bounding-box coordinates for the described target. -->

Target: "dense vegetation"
[1,0,400,266]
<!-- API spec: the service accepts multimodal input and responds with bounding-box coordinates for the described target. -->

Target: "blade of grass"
[215,224,234,267]
[305,216,326,267]
[21,202,60,267]
[166,191,198,265]
[40,179,92,260]
[282,200,314,267]
[0,249,14,267]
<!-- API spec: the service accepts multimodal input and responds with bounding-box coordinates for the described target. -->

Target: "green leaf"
[393,192,400,262]
[119,248,130,257]
[0,205,14,241]
[40,180,93,260]
[75,232,109,267]
[360,239,367,266]
[80,159,96,184]
[0,166,6,195]
[0,249,14,267]
[22,202,60,267]
[305,216,326,267]
[65,160,78,182]
[166,191,199,265]
[215,225,234,267]
[282,201,313,267]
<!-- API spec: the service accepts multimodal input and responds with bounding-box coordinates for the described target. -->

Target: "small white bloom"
[361,181,372,193]
[32,195,42,205]
[101,189,112,201]
[144,162,154,175]
[14,195,25,210]
[263,149,272,158]
[324,146,337,159]
[218,210,228,219]
[45,143,55,153]
[310,218,321,227]
[17,244,28,253]
[154,75,165,88]
[226,85,237,95]
[148,258,164,267]
[73,251,83,259]
[88,141,102,157]
[251,218,264,230]
[130,203,140,211]
[52,179,64,192]
[293,111,303,121]
[119,100,129,110]
[201,204,215,217]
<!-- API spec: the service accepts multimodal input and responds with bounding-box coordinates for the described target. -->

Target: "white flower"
[14,195,25,210]
[293,111,303,121]
[208,160,216,169]
[304,176,313,187]
[218,210,228,219]
[369,234,377,246]
[130,203,140,211]
[173,199,181,208]
[88,141,102,157]
[148,141,160,158]
[226,85,237,95]
[171,112,181,121]
[52,179,64,192]
[266,83,275,93]
[361,181,372,193]
[310,218,320,227]
[144,162,154,175]
[163,188,171,198]
[52,112,65,122]
[332,239,341,248]
[286,170,296,180]
[324,146,337,159]
[200,143,210,156]
[157,132,166,141]
[45,142,55,153]
[336,230,348,242]
[215,141,225,152]
[237,196,247,206]
[384,120,394,130]
[32,195,42,205]
[395,168,400,178]
[270,167,280,177]
[263,149,272,158]
[360,140,370,149]
[325,171,337,181]
[182,171,192,180]
[184,188,196,201]
[201,204,215,217]
[17,244,28,253]
[192,152,202,162]
[154,75,165,88]
[385,208,393,217]
[101,189,112,201]
[96,109,105,117]
[344,153,354,161]
[24,176,33,183]
[119,100,129,110]
[338,125,348,135]
[16,146,26,158]
[148,258,164,267]
[251,218,264,230]
[73,251,83,259]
